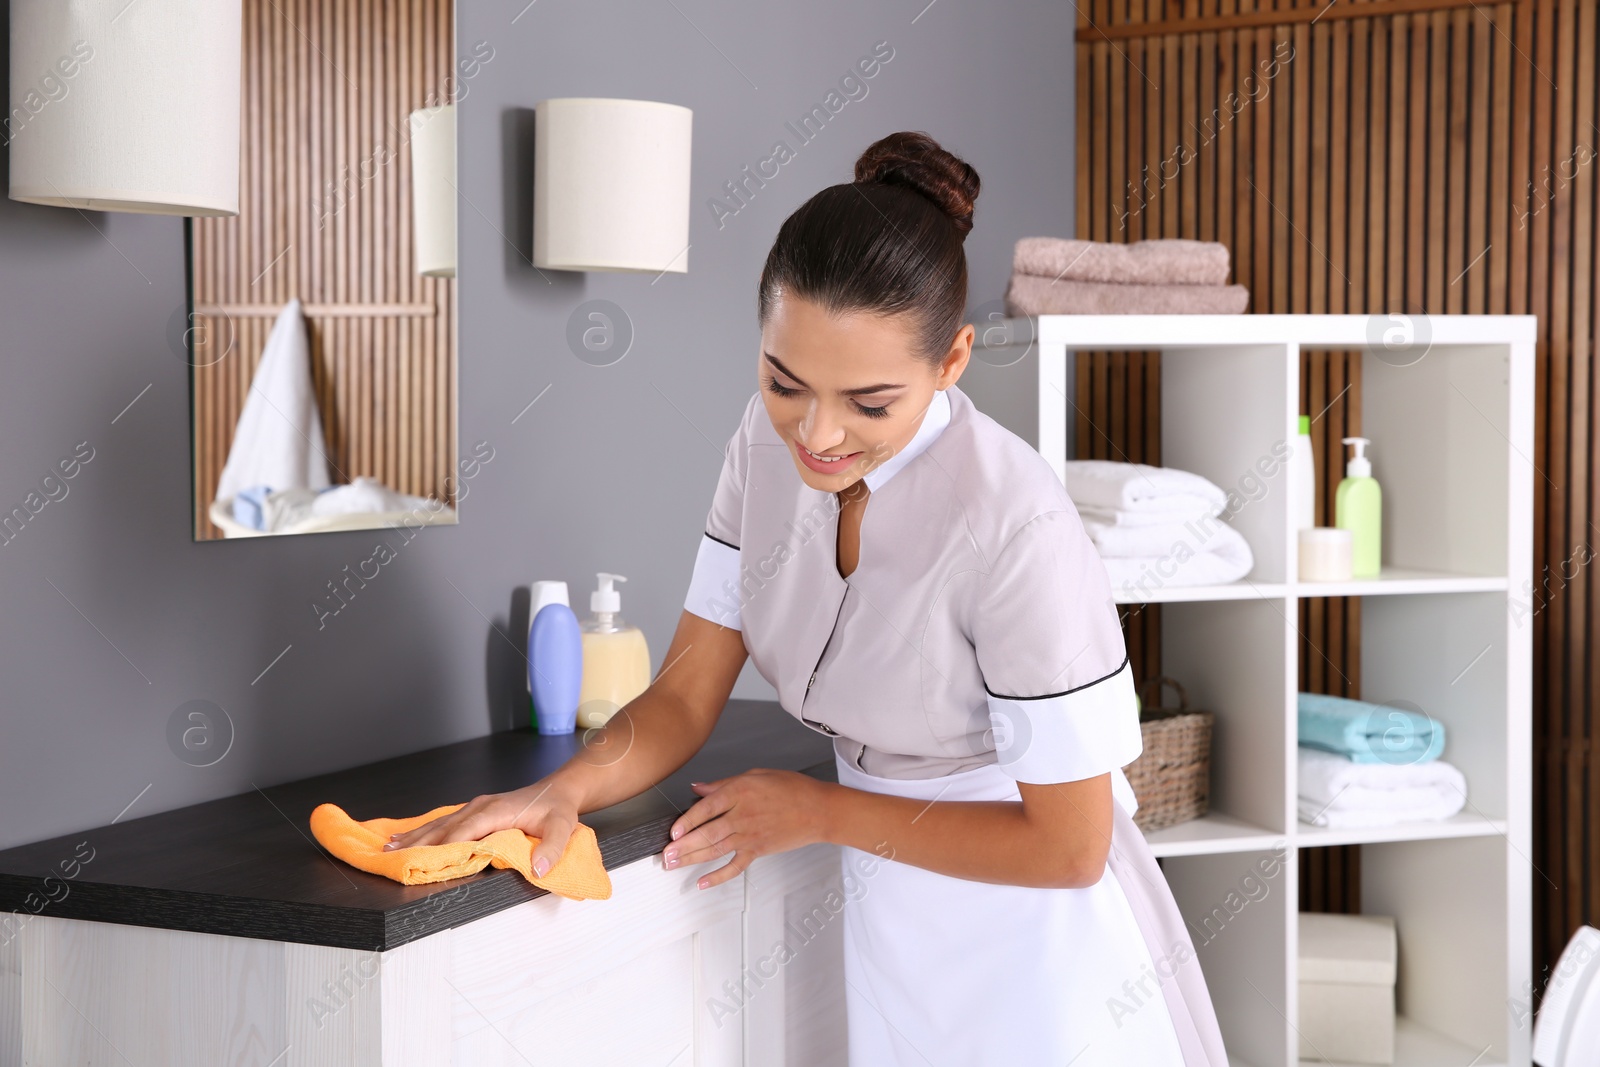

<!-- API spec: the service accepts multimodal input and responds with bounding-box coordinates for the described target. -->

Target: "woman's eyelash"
[763,374,801,398]
[762,374,891,419]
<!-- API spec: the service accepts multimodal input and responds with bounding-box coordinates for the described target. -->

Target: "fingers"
[383,809,460,850]
[665,819,737,869]
[670,785,735,843]
[381,795,495,851]
[527,810,577,880]
[375,789,579,882]
[695,850,752,890]
[387,813,482,850]
[664,820,750,890]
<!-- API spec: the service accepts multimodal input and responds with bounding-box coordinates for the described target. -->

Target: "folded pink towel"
[1012,237,1232,286]
[1004,274,1250,316]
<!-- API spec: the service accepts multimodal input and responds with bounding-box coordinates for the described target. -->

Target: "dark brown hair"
[757,131,980,364]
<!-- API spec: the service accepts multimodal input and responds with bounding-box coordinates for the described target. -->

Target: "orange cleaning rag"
[309,802,612,900]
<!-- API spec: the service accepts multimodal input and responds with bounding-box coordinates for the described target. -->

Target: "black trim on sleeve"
[982,652,1130,701]
[704,530,740,552]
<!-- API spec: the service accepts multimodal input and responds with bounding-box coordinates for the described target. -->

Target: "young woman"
[386,131,1229,1065]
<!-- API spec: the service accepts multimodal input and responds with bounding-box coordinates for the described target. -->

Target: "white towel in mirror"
[215,298,331,502]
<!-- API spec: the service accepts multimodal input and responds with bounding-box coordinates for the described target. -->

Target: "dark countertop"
[0,699,835,952]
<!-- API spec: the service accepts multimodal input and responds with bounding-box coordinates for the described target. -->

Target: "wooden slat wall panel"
[1078,0,1593,982]
[190,0,456,540]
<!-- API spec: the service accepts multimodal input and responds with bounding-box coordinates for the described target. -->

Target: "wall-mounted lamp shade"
[533,98,692,273]
[8,0,242,216]
[409,105,456,278]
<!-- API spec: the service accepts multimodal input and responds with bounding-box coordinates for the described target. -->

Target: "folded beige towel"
[1012,237,1232,287]
[1004,273,1251,316]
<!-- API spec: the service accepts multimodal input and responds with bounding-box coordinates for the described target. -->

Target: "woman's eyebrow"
[763,352,905,396]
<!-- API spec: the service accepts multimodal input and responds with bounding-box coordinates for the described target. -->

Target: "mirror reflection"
[186,0,460,540]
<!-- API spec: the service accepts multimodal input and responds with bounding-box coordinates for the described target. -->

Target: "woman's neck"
[836,479,870,509]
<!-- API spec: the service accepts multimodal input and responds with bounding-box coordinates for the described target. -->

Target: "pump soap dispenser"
[1335,436,1382,578]
[577,573,651,730]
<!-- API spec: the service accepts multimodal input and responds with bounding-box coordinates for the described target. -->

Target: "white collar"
[862,387,951,492]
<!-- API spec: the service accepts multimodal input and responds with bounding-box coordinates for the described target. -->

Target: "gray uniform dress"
[684,383,1230,1066]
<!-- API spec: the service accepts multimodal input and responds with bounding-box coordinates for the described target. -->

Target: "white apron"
[836,752,1191,1066]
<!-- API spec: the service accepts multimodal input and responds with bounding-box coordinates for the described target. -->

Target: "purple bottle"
[529,600,582,734]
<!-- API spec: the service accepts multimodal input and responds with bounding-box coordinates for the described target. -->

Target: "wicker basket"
[1123,676,1213,832]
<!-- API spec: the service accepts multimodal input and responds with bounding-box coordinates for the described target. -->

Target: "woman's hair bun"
[853,131,980,237]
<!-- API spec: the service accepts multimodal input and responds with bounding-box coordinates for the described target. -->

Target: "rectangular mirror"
[186,0,459,541]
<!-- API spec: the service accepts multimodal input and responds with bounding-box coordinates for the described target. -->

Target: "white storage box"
[1298,912,1397,1063]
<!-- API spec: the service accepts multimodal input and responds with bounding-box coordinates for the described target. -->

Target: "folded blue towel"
[1298,692,1445,764]
[231,484,275,530]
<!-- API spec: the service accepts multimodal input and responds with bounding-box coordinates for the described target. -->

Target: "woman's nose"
[798,404,847,452]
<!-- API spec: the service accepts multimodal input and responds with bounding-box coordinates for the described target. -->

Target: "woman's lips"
[793,438,861,474]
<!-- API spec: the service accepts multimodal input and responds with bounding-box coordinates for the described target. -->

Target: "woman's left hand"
[663,768,833,889]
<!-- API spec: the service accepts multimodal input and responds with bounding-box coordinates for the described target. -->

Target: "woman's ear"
[937,323,975,389]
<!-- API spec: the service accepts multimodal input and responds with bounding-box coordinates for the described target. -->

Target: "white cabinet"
[740,843,850,1067]
[0,845,847,1066]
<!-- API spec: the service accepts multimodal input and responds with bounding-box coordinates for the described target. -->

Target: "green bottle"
[1335,436,1382,578]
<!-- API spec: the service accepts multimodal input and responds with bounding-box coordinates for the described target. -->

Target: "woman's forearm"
[543,685,713,814]
[819,782,1104,889]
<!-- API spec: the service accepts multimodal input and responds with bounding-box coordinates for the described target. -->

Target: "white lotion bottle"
[576,573,651,730]
[1294,414,1317,530]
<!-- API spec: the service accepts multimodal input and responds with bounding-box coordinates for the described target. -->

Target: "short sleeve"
[683,392,759,631]
[970,509,1143,787]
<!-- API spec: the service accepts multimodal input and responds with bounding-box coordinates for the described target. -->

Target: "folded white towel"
[1094,513,1255,590]
[1082,512,1250,560]
[1101,547,1253,590]
[1298,745,1466,804]
[1296,746,1468,828]
[1297,795,1469,829]
[1062,460,1228,516]
[1304,782,1456,813]
[1077,503,1221,528]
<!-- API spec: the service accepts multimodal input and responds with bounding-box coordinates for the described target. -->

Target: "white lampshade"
[8,0,242,216]
[409,105,455,278]
[533,98,692,273]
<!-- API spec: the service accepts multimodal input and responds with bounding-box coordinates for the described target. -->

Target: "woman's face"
[758,292,973,494]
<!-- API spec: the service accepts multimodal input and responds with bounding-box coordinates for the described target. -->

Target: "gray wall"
[0,0,1073,850]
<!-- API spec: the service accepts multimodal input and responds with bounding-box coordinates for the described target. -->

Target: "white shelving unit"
[980,315,1536,1067]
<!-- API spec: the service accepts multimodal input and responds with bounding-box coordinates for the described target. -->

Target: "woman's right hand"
[382,776,584,879]
[378,610,748,876]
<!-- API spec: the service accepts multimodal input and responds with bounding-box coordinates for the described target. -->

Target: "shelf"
[1113,579,1289,604]
[1298,1014,1505,1067]
[1109,565,1508,603]
[1025,313,1538,350]
[1027,315,1533,1067]
[1144,812,1286,857]
[1293,566,1509,598]
[1295,811,1508,849]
